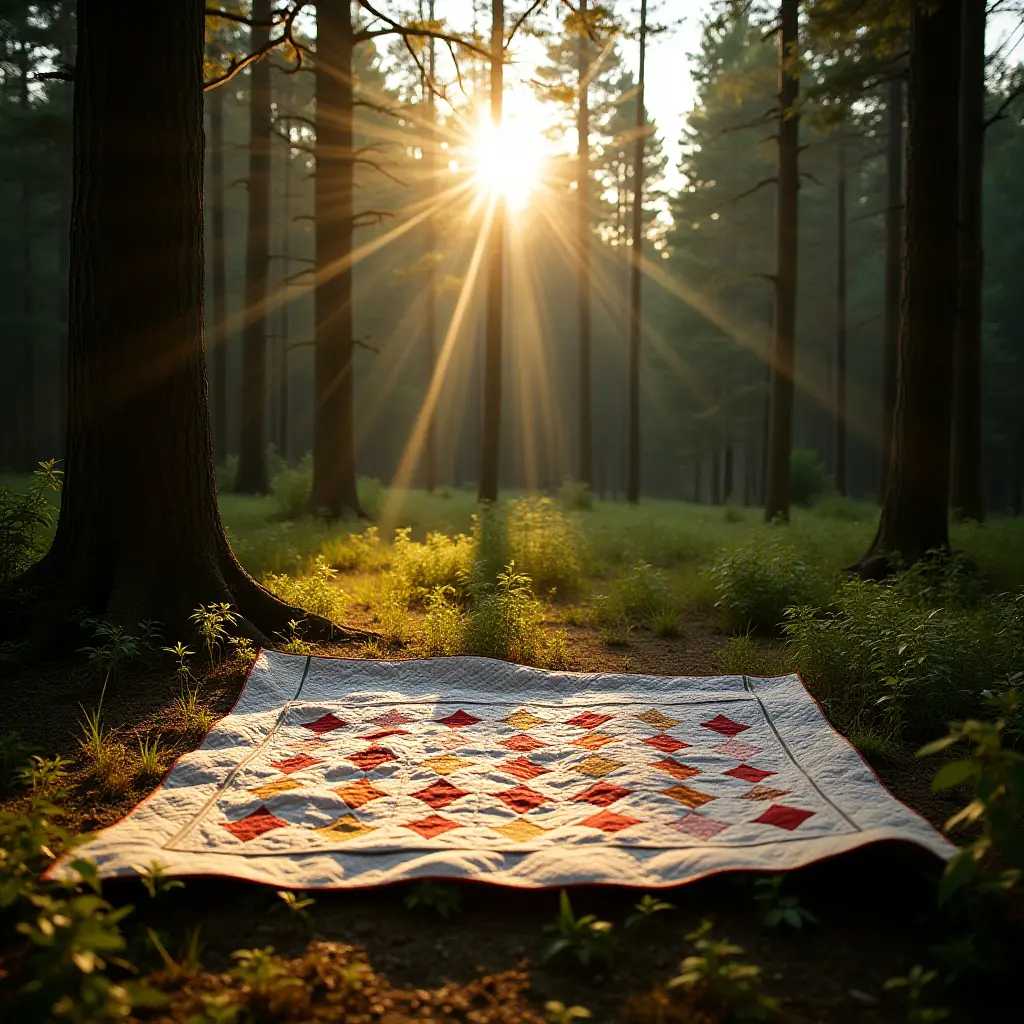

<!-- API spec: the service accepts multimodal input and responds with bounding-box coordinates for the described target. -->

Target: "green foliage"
[135,735,165,780]
[276,889,316,927]
[422,585,464,657]
[811,494,877,522]
[506,496,585,595]
[542,890,615,968]
[176,685,216,736]
[390,526,476,600]
[667,920,778,1020]
[269,452,313,520]
[373,579,413,648]
[79,621,144,689]
[709,533,818,635]
[752,875,817,930]
[0,459,61,583]
[163,641,197,688]
[716,635,789,677]
[789,449,833,508]
[918,687,1024,903]
[0,730,37,796]
[883,965,950,1024]
[228,946,304,1013]
[624,894,675,931]
[545,1001,592,1024]
[189,602,238,664]
[264,557,346,621]
[594,559,679,634]
[137,861,184,900]
[403,881,462,919]
[557,479,594,511]
[463,563,544,663]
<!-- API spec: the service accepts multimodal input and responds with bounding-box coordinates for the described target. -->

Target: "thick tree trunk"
[880,73,904,500]
[278,140,291,459]
[835,129,848,496]
[1,1,370,647]
[577,0,592,489]
[17,40,36,473]
[854,0,962,574]
[310,1,362,516]
[626,0,648,505]
[208,80,229,465]
[950,0,985,522]
[423,0,438,493]
[764,0,799,521]
[478,0,505,503]
[56,0,75,458]
[236,0,272,493]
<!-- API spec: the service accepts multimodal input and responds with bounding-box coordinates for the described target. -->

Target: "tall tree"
[950,0,985,521]
[763,0,799,521]
[834,127,847,496]
[207,67,229,464]
[3,1,363,642]
[310,1,362,516]
[577,0,592,489]
[626,0,648,505]
[478,0,504,503]
[855,0,963,572]
[422,0,438,494]
[15,23,36,472]
[235,0,272,493]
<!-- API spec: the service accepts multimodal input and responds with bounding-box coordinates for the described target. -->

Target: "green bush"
[463,563,543,663]
[263,557,347,622]
[789,449,832,508]
[0,459,61,583]
[716,635,789,678]
[557,479,593,511]
[785,571,1023,740]
[506,497,584,596]
[390,527,475,602]
[708,533,819,635]
[269,453,313,521]
[422,586,464,657]
[595,560,677,629]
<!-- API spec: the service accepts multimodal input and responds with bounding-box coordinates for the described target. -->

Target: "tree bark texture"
[880,73,903,500]
[2,1,369,646]
[17,38,37,472]
[764,0,799,521]
[626,0,648,505]
[310,0,362,517]
[478,0,505,503]
[835,129,848,496]
[209,79,229,464]
[950,0,985,522]
[423,0,438,493]
[855,0,962,573]
[236,0,272,493]
[577,0,593,489]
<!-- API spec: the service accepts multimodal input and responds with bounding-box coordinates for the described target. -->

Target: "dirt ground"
[0,615,1013,1022]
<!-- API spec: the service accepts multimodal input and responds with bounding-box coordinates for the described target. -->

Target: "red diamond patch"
[359,727,411,740]
[410,779,469,810]
[495,784,550,813]
[500,733,546,753]
[701,714,750,737]
[754,804,815,831]
[436,709,481,729]
[578,809,640,833]
[269,753,321,774]
[404,814,462,839]
[566,711,613,729]
[301,712,348,735]
[498,756,550,781]
[371,710,410,728]
[222,806,288,842]
[572,781,631,807]
[726,764,775,784]
[346,745,398,771]
[643,734,691,753]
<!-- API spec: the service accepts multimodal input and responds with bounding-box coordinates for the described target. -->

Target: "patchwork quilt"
[53,652,955,888]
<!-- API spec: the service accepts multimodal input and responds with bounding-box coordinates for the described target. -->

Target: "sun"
[472,115,546,211]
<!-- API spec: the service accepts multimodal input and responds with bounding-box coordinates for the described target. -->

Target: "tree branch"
[985,78,1024,129]
[727,176,778,203]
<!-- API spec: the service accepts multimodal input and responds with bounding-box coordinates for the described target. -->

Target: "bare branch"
[985,78,1024,129]
[353,210,398,227]
[727,176,778,203]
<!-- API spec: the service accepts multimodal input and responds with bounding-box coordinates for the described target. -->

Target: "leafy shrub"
[373,578,413,647]
[391,527,476,601]
[722,501,744,524]
[263,557,347,622]
[189,602,237,664]
[506,497,584,595]
[0,459,61,583]
[542,890,615,968]
[708,534,818,635]
[269,452,313,520]
[557,479,593,511]
[320,525,383,573]
[785,575,1022,739]
[422,586,464,657]
[716,635,789,678]
[403,881,462,919]
[0,731,37,797]
[463,563,543,663]
[789,448,832,507]
[595,560,677,629]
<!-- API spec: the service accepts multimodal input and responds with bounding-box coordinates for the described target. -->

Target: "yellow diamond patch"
[315,814,376,842]
[421,754,474,775]
[249,777,302,800]
[574,755,624,778]
[635,709,682,730]
[571,733,617,751]
[503,710,546,730]
[492,817,549,843]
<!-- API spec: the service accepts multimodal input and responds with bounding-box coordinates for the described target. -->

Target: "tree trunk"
[577,0,593,489]
[310,0,362,516]
[835,128,848,496]
[56,0,75,458]
[1,0,369,646]
[764,0,799,522]
[880,73,904,501]
[17,38,36,472]
[208,79,229,465]
[278,142,291,459]
[236,0,271,493]
[723,442,734,504]
[478,0,505,503]
[950,0,985,522]
[626,0,648,505]
[423,0,438,493]
[853,0,962,574]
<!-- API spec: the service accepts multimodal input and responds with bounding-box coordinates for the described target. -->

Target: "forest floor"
[2,486,1022,1021]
